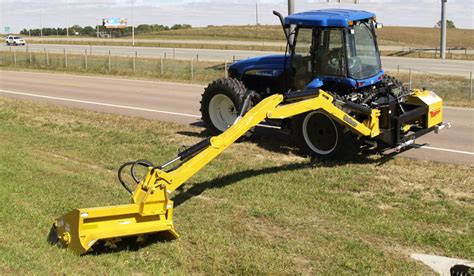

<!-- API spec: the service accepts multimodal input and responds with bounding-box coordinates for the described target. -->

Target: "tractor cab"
[228,9,385,96]
[286,9,384,93]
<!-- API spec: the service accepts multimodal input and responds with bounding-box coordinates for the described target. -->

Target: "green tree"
[435,20,456,29]
[170,24,192,30]
[137,24,152,33]
[69,25,83,35]
[81,26,96,36]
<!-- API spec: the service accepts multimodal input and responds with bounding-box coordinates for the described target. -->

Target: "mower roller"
[50,9,450,254]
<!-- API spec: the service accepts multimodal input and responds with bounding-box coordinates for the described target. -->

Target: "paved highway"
[0,70,472,166]
[2,44,473,77]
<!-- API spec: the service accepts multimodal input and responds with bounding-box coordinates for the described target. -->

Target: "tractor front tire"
[200,78,247,135]
[292,111,359,160]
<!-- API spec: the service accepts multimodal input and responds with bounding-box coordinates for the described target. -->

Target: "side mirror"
[375,23,383,29]
[306,78,324,89]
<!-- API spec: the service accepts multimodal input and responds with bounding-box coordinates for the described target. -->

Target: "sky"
[0,0,473,33]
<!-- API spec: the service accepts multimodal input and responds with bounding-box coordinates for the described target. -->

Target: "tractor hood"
[229,54,290,78]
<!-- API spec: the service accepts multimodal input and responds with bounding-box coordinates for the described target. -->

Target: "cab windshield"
[346,22,381,79]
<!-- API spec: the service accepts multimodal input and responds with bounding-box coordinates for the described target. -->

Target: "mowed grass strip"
[0,97,472,274]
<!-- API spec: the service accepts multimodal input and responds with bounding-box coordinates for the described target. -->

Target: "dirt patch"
[245,217,291,243]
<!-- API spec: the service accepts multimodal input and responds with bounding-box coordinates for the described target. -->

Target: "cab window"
[314,29,346,77]
[292,27,314,90]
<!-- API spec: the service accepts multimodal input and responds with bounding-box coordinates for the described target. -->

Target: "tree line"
[19,24,192,37]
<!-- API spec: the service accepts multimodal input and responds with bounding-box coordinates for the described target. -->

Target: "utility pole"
[39,0,43,37]
[65,0,69,38]
[440,0,447,59]
[256,0,259,26]
[132,0,135,46]
[255,0,259,39]
[288,0,295,15]
[288,0,295,45]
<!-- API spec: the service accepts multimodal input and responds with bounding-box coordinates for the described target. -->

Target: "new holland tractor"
[49,9,449,254]
[201,9,448,158]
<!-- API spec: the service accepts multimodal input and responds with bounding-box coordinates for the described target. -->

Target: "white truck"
[5,35,26,46]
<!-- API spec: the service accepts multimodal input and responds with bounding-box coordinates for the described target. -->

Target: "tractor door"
[314,28,347,78]
[291,27,315,90]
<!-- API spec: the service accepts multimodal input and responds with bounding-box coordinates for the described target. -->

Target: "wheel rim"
[302,111,339,155]
[209,94,238,132]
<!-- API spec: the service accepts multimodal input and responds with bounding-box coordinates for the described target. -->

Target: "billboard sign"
[102,18,128,29]
[4,26,11,33]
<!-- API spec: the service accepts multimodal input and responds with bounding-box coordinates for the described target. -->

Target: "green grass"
[386,71,474,107]
[382,50,474,61]
[0,97,472,274]
[138,25,474,49]
[21,26,474,49]
[0,50,225,84]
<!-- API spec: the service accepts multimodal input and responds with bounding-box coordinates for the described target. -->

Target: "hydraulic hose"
[118,159,155,194]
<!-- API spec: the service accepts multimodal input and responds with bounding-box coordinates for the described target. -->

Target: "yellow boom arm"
[50,90,380,254]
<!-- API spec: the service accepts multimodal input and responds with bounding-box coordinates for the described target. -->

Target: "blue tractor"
[200,9,446,159]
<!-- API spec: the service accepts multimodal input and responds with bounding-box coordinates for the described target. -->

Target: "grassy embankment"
[27,26,474,60]
[137,25,474,48]
[0,97,472,274]
[1,50,472,107]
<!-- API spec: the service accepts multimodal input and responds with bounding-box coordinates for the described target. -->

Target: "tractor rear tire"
[200,78,247,135]
[292,111,360,160]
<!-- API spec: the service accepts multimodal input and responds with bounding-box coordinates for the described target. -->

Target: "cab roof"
[284,9,375,28]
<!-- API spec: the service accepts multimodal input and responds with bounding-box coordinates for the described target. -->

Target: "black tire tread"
[200,78,248,135]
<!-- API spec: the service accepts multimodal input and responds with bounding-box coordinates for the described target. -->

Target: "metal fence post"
[64,48,68,68]
[108,50,111,72]
[160,57,164,76]
[13,50,16,66]
[29,51,32,65]
[196,54,199,62]
[408,68,412,90]
[191,58,194,80]
[46,51,49,67]
[133,51,137,73]
[470,71,473,100]
[397,65,400,74]
[84,50,88,70]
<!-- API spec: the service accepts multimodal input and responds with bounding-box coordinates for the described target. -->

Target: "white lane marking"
[1,88,473,156]
[0,89,201,119]
[420,146,474,156]
[0,70,206,88]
